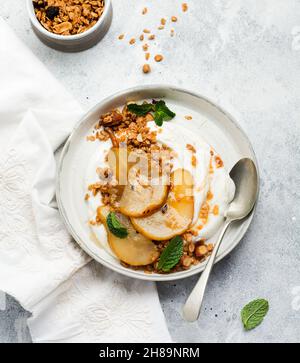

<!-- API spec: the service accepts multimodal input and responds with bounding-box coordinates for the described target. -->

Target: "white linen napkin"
[0,18,171,343]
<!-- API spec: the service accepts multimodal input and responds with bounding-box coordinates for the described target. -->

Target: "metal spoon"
[182,158,259,322]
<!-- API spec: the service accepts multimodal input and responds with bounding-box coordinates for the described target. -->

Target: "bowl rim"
[56,84,260,282]
[26,0,111,41]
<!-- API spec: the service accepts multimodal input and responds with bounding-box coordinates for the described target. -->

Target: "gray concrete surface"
[0,0,300,343]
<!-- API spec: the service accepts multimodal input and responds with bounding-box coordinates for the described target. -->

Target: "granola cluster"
[92,105,159,151]
[33,0,105,35]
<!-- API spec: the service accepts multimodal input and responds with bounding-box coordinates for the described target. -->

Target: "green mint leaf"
[154,100,176,127]
[241,299,269,331]
[127,100,176,127]
[158,236,183,272]
[154,111,164,127]
[107,212,128,239]
[127,103,154,116]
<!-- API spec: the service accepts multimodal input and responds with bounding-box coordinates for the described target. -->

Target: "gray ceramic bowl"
[27,0,112,52]
[56,85,259,282]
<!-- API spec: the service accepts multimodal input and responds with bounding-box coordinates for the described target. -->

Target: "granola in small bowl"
[33,0,105,36]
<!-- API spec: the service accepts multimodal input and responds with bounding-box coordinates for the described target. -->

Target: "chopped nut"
[145,52,151,61]
[207,190,214,201]
[148,34,155,40]
[85,193,90,201]
[170,28,175,37]
[213,205,219,216]
[186,144,196,153]
[195,245,208,257]
[140,34,144,41]
[181,255,193,268]
[171,16,178,22]
[154,54,164,62]
[191,155,197,167]
[129,38,136,45]
[183,232,193,242]
[143,44,149,51]
[215,156,224,168]
[188,242,195,253]
[100,111,124,127]
[185,115,193,120]
[143,64,151,74]
[182,3,188,12]
[143,29,151,33]
[161,18,167,25]
[118,34,125,40]
[207,244,214,252]
[137,133,143,142]
[142,7,148,15]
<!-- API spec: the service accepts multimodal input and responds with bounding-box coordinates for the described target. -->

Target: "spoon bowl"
[227,158,259,221]
[182,158,259,322]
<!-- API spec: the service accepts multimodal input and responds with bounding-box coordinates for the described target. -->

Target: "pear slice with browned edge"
[118,166,169,217]
[97,206,159,266]
[131,169,194,241]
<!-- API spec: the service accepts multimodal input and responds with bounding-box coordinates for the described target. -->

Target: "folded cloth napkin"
[0,18,171,343]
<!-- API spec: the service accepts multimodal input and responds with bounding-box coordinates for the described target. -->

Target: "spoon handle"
[182,220,232,322]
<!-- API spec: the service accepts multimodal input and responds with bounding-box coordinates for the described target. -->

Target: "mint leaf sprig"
[241,299,269,331]
[127,100,176,127]
[107,212,128,239]
[157,236,184,272]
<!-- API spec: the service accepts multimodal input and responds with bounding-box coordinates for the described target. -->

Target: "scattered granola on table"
[115,3,190,73]
[33,0,105,35]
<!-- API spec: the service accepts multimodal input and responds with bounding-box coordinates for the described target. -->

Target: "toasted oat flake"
[170,28,175,37]
[185,115,193,120]
[148,34,155,40]
[158,25,164,30]
[33,0,105,36]
[143,29,151,34]
[171,16,178,22]
[140,34,144,41]
[145,52,151,61]
[129,38,136,45]
[118,34,125,40]
[143,43,149,51]
[161,18,167,25]
[215,156,224,168]
[142,7,148,15]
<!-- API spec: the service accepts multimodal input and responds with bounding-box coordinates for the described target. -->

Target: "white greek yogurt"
[86,118,235,255]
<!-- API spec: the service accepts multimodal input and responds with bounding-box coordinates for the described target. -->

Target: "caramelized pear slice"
[119,167,169,217]
[131,169,194,241]
[97,206,159,266]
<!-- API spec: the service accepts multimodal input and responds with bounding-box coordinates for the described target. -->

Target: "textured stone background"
[1,0,300,343]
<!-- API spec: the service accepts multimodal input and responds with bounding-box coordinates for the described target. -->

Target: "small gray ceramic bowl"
[27,0,112,52]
